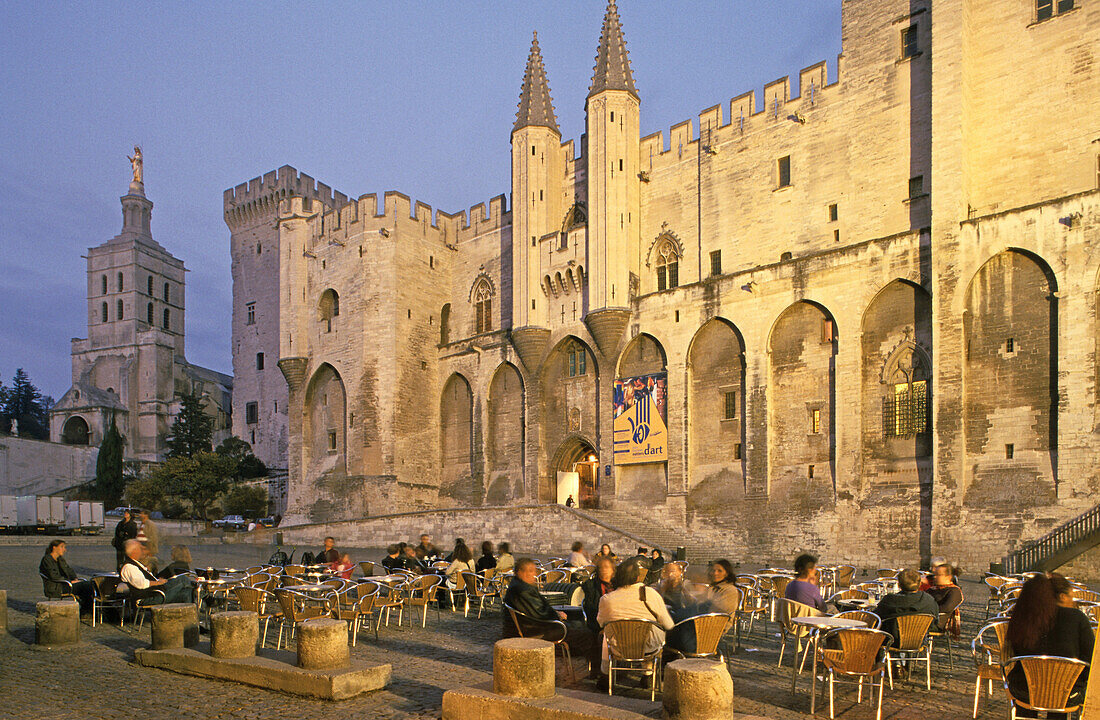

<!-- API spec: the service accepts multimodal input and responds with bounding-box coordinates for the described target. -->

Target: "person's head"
[454,543,473,564]
[637,547,648,556]
[339,552,351,564]
[600,544,612,556]
[124,538,142,560]
[1049,572,1075,605]
[481,540,494,557]
[929,556,947,570]
[453,538,465,548]
[595,556,616,583]
[140,510,150,522]
[1008,574,1062,651]
[613,556,651,588]
[651,548,663,560]
[709,559,735,585]
[498,542,511,555]
[793,553,818,579]
[662,562,683,585]
[403,545,418,557]
[515,558,538,584]
[897,569,921,592]
[122,510,132,522]
[386,544,399,557]
[931,564,954,586]
[47,539,66,557]
[323,537,335,550]
[170,545,191,564]
[420,534,432,546]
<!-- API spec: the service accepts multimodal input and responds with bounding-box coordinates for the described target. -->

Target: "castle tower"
[510,32,563,367]
[583,0,640,355]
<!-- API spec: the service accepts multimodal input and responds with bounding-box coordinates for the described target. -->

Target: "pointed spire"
[514,31,560,135]
[589,0,637,99]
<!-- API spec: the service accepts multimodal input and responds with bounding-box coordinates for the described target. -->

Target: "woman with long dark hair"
[475,540,497,573]
[1005,573,1093,718]
[703,559,740,614]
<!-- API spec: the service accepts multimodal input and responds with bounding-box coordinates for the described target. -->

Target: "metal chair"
[833,565,857,591]
[461,572,495,619]
[405,575,443,627]
[131,587,167,629]
[1002,655,1089,719]
[983,575,1012,620]
[885,613,935,690]
[91,575,126,628]
[928,590,965,670]
[815,627,893,720]
[777,598,824,670]
[538,569,568,585]
[504,602,576,682]
[374,580,408,629]
[737,584,768,638]
[232,585,281,648]
[604,618,665,701]
[330,585,378,645]
[835,610,881,629]
[273,588,328,650]
[971,619,1010,719]
[666,612,734,662]
[39,572,76,602]
[358,561,379,578]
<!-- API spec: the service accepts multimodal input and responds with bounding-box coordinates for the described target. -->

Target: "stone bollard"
[297,618,348,670]
[150,603,199,650]
[492,638,555,699]
[0,590,7,632]
[662,658,734,720]
[35,600,80,646]
[211,611,259,658]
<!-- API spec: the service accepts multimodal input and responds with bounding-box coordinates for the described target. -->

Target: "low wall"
[261,505,652,558]
[0,435,98,496]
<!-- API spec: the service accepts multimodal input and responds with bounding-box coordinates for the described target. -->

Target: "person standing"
[113,510,138,570]
[39,540,94,613]
[139,510,160,572]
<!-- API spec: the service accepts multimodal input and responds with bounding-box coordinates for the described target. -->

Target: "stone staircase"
[1004,502,1100,573]
[571,508,732,563]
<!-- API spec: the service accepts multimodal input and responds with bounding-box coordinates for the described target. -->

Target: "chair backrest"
[503,603,566,643]
[540,569,567,584]
[984,575,1010,592]
[273,588,303,621]
[1072,588,1100,603]
[824,628,892,674]
[876,569,899,580]
[245,565,264,574]
[828,589,870,603]
[771,576,793,597]
[92,574,123,597]
[461,571,487,596]
[736,574,759,588]
[835,610,881,629]
[894,613,935,650]
[482,567,498,580]
[1007,656,1089,713]
[779,598,824,634]
[549,558,567,569]
[833,565,856,588]
[233,585,265,613]
[432,561,450,570]
[604,618,664,660]
[688,613,734,655]
[358,561,377,577]
[323,578,346,590]
[972,619,1011,667]
[284,564,306,578]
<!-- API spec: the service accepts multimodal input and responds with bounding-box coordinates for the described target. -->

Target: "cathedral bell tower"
[583,0,640,357]
[510,31,563,369]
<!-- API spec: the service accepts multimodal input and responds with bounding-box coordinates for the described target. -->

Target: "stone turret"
[584,0,639,356]
[511,31,562,365]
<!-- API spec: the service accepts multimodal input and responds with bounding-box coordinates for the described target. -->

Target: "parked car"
[213,514,248,531]
[106,506,138,517]
[257,516,276,528]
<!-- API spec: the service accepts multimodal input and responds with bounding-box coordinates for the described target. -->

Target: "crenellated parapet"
[224,165,349,230]
[639,58,839,162]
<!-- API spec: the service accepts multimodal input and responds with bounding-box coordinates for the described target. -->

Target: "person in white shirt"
[567,541,590,568]
[120,539,191,604]
[596,557,675,675]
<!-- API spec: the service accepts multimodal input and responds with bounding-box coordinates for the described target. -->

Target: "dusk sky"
[0,2,842,400]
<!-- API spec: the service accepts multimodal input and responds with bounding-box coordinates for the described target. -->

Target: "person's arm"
[120,563,150,590]
[59,557,77,581]
[40,556,66,583]
[1078,610,1095,662]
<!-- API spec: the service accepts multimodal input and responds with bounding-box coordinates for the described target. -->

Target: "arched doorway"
[62,416,90,445]
[552,435,599,509]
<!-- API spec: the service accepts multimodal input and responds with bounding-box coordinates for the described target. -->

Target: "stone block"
[493,638,555,698]
[150,603,199,650]
[35,600,80,646]
[211,610,258,658]
[662,659,734,720]
[442,683,658,720]
[297,617,348,670]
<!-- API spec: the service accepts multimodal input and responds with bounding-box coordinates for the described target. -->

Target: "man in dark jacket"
[113,510,138,570]
[873,568,941,647]
[39,540,93,613]
[503,558,596,671]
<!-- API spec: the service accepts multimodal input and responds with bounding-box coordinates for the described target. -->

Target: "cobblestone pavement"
[0,541,1018,719]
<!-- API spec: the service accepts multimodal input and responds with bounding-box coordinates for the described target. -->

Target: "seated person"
[496,542,515,573]
[582,557,616,634]
[331,552,355,580]
[119,539,191,604]
[401,545,427,573]
[158,545,192,578]
[316,536,339,565]
[925,563,963,637]
[784,553,827,612]
[504,558,596,667]
[381,545,405,572]
[594,544,617,561]
[445,543,476,583]
[1006,573,1092,718]
[657,561,693,617]
[918,556,952,591]
[701,559,741,614]
[39,539,94,614]
[445,538,466,563]
[414,533,440,561]
[597,557,675,672]
[567,541,589,568]
[475,541,498,573]
[873,568,940,647]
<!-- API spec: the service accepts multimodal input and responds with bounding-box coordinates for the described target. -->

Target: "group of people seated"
[378,535,515,584]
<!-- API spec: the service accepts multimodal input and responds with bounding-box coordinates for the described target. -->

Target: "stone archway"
[551,435,599,509]
[62,415,90,445]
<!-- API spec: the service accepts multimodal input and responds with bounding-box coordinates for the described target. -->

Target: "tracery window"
[655,240,680,291]
[882,345,931,437]
[566,341,587,378]
[473,280,493,334]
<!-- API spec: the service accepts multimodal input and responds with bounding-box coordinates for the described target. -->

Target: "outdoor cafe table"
[192,577,240,618]
[790,614,868,706]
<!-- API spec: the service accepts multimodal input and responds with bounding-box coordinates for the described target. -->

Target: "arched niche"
[303,363,347,479]
[486,363,525,503]
[440,373,477,502]
[62,415,91,445]
[539,337,598,502]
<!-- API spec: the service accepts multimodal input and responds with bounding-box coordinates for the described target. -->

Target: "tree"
[95,414,126,507]
[141,451,236,520]
[1,368,51,439]
[221,484,269,518]
[215,435,268,480]
[166,391,214,458]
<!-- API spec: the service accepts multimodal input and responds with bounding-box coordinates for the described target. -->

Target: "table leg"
[810,632,819,714]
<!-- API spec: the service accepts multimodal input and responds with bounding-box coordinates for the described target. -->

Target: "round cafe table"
[791,615,869,711]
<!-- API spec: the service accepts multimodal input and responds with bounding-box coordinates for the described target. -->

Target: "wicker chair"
[447,571,469,615]
[1002,655,1089,719]
[928,589,965,670]
[971,619,1010,719]
[835,610,881,629]
[539,569,568,585]
[604,618,666,700]
[130,587,167,629]
[778,598,825,670]
[273,588,328,650]
[1071,588,1100,604]
[405,575,443,627]
[330,585,379,645]
[91,575,126,628]
[461,572,496,619]
[833,565,857,591]
[815,627,893,720]
[232,585,281,647]
[983,576,1012,620]
[666,612,734,662]
[738,584,769,638]
[358,561,379,578]
[885,613,935,690]
[504,602,576,682]
[374,580,408,629]
[828,589,872,610]
[283,564,307,579]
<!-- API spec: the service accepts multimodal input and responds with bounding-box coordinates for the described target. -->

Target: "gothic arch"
[645,228,684,268]
[486,363,525,503]
[616,333,667,378]
[440,373,474,494]
[61,415,91,445]
[539,337,599,502]
[561,202,587,234]
[303,363,347,478]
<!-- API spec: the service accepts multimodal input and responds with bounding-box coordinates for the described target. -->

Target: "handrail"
[1004,503,1100,573]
